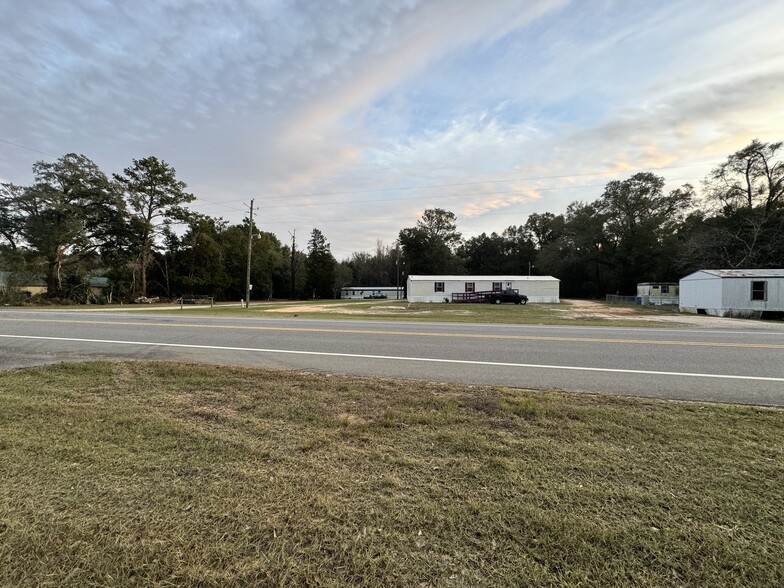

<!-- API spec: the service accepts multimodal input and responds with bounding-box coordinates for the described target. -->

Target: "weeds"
[1,361,782,587]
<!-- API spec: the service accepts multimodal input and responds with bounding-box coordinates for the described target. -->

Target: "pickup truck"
[487,288,528,305]
[451,288,529,304]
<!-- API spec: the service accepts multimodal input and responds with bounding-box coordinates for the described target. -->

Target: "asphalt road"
[1,310,783,406]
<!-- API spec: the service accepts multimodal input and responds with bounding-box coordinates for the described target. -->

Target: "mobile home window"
[751,281,767,301]
[465,282,475,293]
[660,285,669,294]
[434,282,445,292]
[492,282,502,291]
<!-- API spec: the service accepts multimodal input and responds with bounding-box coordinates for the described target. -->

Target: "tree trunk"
[47,262,62,296]
[139,245,149,297]
[138,218,153,297]
[46,246,63,297]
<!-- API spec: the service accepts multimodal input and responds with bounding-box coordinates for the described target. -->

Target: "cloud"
[2,0,784,260]
[460,190,540,218]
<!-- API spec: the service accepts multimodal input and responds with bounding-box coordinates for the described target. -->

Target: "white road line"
[2,333,783,383]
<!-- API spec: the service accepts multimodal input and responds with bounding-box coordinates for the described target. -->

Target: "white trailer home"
[340,286,404,300]
[636,282,679,305]
[679,269,784,318]
[406,275,560,303]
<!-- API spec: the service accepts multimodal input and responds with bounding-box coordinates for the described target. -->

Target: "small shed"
[87,276,110,296]
[340,286,404,300]
[407,275,560,303]
[637,282,679,305]
[679,269,784,318]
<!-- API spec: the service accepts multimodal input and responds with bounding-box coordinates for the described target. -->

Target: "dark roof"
[87,277,110,288]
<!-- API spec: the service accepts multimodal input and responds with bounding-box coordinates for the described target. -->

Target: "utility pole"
[245,199,254,309]
[395,246,401,300]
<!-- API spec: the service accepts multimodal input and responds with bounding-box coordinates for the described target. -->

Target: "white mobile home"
[637,282,679,305]
[407,275,560,303]
[679,269,784,318]
[340,286,404,300]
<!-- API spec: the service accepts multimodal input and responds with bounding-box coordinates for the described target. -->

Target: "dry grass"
[151,299,689,328]
[1,361,783,587]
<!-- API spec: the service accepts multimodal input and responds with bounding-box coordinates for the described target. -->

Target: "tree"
[678,207,784,270]
[690,139,784,270]
[537,202,610,297]
[170,215,227,297]
[347,251,372,285]
[417,208,462,249]
[286,231,305,299]
[115,157,194,297]
[596,173,693,293]
[0,183,23,250]
[333,261,354,298]
[346,240,397,286]
[706,139,783,213]
[284,247,308,299]
[306,228,336,299]
[12,154,124,296]
[524,212,564,249]
[399,208,463,275]
[250,230,286,300]
[500,225,537,274]
[460,232,507,274]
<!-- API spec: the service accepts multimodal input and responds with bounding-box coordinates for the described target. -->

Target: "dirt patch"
[562,299,784,329]
[561,299,645,319]
[265,303,445,316]
[265,304,348,313]
[260,299,783,329]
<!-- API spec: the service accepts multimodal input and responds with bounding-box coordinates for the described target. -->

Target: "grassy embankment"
[138,298,686,328]
[1,361,782,587]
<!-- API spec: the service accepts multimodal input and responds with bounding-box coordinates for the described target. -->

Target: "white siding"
[679,270,784,317]
[407,275,560,303]
[340,287,404,300]
[722,278,783,312]
[636,283,679,305]
[679,272,723,313]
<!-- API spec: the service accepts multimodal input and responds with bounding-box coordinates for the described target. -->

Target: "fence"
[605,294,638,305]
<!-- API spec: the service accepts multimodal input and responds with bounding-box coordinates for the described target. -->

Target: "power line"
[191,173,701,214]
[248,178,702,211]
[0,138,55,157]
[260,208,557,226]
[206,161,718,204]
[188,176,701,219]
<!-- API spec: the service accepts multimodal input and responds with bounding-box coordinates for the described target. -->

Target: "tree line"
[401,139,783,297]
[1,140,782,303]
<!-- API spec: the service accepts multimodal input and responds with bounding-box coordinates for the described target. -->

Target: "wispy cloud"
[1,0,783,258]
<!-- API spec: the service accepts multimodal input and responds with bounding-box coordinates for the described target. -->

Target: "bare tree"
[706,139,783,213]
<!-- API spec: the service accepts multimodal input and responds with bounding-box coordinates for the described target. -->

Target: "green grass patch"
[142,299,688,328]
[1,362,782,586]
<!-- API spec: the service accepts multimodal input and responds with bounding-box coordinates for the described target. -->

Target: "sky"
[2,0,783,259]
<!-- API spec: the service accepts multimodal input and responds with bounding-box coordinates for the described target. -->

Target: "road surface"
[1,310,783,405]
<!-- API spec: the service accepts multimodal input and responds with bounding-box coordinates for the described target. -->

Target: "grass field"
[138,298,687,328]
[1,361,782,587]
